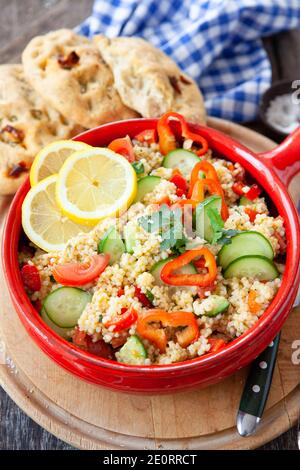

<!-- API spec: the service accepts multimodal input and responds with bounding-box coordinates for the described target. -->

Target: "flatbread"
[94,35,206,124]
[0,64,81,195]
[22,29,138,129]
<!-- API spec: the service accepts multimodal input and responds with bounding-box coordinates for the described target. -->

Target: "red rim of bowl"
[2,119,300,376]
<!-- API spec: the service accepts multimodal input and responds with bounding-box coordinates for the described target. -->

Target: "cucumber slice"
[98,226,125,264]
[134,175,161,203]
[117,335,147,365]
[162,149,199,178]
[43,287,92,328]
[41,307,71,340]
[217,231,274,270]
[223,255,279,280]
[195,195,222,243]
[150,256,197,286]
[123,222,137,254]
[203,295,229,317]
[239,196,254,206]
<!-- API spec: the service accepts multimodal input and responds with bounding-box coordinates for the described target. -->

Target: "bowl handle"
[258,127,300,186]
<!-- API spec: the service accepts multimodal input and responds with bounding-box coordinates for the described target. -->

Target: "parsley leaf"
[138,205,186,252]
[132,161,144,175]
[206,207,224,244]
[217,229,241,245]
[206,209,241,245]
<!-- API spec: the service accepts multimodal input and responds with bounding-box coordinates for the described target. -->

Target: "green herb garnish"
[145,290,154,303]
[206,209,240,245]
[138,204,186,252]
[132,161,145,175]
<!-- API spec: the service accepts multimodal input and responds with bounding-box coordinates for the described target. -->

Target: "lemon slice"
[22,175,90,252]
[30,140,90,186]
[56,147,137,226]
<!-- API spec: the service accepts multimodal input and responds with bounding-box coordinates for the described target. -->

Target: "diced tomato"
[244,207,258,222]
[52,254,110,286]
[245,184,261,200]
[86,336,115,360]
[33,299,42,312]
[232,181,246,196]
[134,286,153,308]
[170,170,188,197]
[197,284,216,300]
[105,307,138,332]
[21,264,41,291]
[111,335,128,349]
[72,327,88,349]
[208,338,226,353]
[72,328,115,359]
[108,135,135,162]
[232,182,261,200]
[134,129,157,144]
[117,288,125,297]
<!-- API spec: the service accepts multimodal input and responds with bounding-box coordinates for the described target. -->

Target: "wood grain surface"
[0,0,299,451]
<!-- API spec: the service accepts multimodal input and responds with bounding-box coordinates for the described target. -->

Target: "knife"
[237,288,300,437]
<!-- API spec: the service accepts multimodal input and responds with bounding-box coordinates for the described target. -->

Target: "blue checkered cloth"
[77,0,300,122]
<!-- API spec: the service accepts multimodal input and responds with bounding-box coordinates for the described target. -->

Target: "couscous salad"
[19,112,285,365]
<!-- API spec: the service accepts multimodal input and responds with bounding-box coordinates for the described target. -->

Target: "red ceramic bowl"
[2,119,300,393]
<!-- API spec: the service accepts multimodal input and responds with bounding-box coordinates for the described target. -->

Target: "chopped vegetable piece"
[108,135,135,162]
[162,149,199,178]
[132,161,145,175]
[21,264,41,291]
[150,257,197,287]
[43,287,91,328]
[135,286,153,307]
[223,255,278,281]
[123,222,137,254]
[195,195,223,243]
[134,129,157,144]
[244,207,258,222]
[105,307,138,332]
[248,290,261,314]
[189,161,219,198]
[170,169,188,197]
[208,338,226,353]
[134,175,161,203]
[232,182,261,200]
[98,226,125,265]
[52,254,110,286]
[157,112,208,156]
[117,335,147,365]
[41,307,71,340]
[160,248,217,287]
[136,309,199,352]
[202,295,229,317]
[217,231,274,270]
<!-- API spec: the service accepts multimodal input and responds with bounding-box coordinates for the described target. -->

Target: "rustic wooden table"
[0,0,299,451]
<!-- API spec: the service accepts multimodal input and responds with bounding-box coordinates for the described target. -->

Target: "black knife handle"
[239,333,280,418]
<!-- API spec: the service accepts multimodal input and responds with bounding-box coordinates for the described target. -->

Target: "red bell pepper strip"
[134,287,153,308]
[160,248,217,287]
[208,338,226,353]
[134,129,157,144]
[105,307,138,332]
[232,182,261,200]
[108,135,135,162]
[190,178,229,220]
[171,199,198,210]
[170,169,188,197]
[157,112,208,156]
[188,160,219,197]
[21,264,41,291]
[136,309,199,352]
[52,254,110,286]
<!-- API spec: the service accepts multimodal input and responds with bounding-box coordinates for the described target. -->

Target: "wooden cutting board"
[0,118,299,450]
